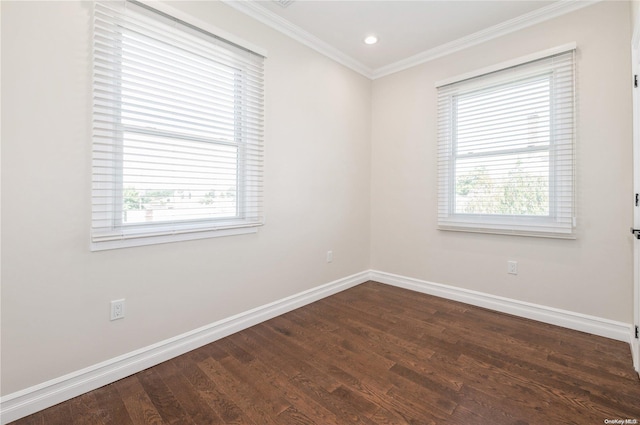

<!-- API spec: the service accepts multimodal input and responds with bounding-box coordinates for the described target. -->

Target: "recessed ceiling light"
[364,35,378,45]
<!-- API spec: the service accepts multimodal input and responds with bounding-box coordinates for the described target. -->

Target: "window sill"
[437,225,576,240]
[90,226,259,251]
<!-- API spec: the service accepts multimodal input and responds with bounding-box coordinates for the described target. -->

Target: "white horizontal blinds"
[92,1,264,243]
[437,49,575,237]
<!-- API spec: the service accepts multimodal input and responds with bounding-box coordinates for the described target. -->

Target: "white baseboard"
[2,269,634,423]
[0,271,370,424]
[370,270,633,344]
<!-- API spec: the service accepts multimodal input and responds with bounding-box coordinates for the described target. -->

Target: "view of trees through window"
[452,75,552,217]
[455,161,549,216]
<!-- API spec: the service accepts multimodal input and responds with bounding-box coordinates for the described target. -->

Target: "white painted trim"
[373,1,597,79]
[370,270,633,344]
[633,338,639,375]
[2,269,634,422]
[220,0,374,78]
[631,15,640,375]
[0,271,370,424]
[91,226,259,252]
[221,0,598,81]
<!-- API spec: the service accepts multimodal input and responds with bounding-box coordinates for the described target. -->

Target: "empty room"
[2,0,640,423]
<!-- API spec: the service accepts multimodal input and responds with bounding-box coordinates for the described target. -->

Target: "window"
[436,45,576,238]
[92,1,265,250]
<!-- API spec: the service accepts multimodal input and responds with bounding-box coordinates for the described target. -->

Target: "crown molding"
[221,0,374,78]
[223,0,600,80]
[372,0,600,79]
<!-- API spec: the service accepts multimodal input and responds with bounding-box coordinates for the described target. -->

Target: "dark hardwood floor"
[10,281,640,424]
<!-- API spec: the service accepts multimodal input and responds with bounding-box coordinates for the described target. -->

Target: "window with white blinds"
[436,46,576,238]
[92,1,265,250]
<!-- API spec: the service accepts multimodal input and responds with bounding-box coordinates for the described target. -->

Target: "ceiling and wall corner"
[223,0,601,79]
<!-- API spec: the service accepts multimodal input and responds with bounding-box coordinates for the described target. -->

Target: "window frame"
[91,0,266,251]
[436,44,576,238]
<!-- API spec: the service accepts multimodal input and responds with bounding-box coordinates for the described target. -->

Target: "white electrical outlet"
[110,299,125,321]
[507,261,518,275]
[326,250,333,263]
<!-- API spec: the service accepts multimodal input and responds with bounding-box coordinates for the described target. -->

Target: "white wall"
[371,1,633,323]
[0,0,371,395]
[633,0,640,38]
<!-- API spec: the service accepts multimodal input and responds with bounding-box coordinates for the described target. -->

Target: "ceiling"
[224,0,598,79]
[258,0,556,69]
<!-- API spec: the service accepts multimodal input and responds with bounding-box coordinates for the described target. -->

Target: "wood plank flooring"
[10,281,640,424]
